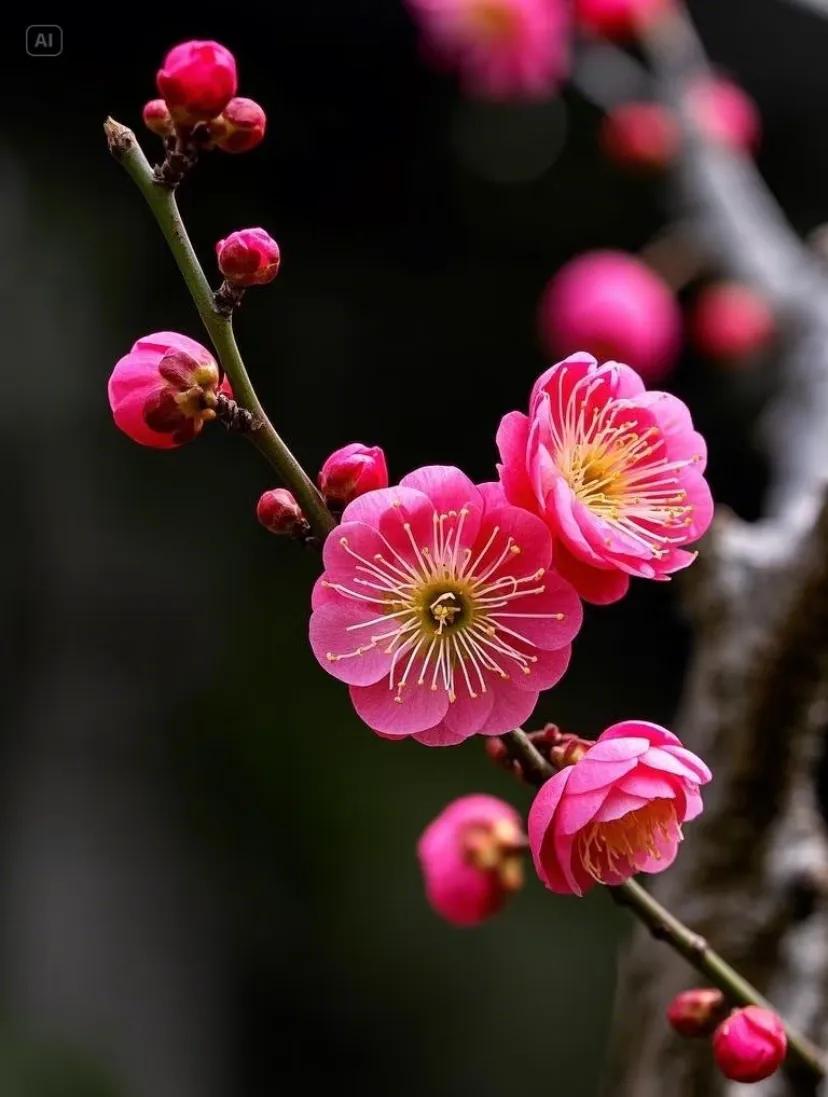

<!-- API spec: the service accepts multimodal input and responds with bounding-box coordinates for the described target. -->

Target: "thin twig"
[498,730,826,1080]
[104,118,336,542]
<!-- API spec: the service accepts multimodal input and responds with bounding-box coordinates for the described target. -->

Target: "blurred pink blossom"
[418,794,525,925]
[406,0,570,99]
[538,250,681,384]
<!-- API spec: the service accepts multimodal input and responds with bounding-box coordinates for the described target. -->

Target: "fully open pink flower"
[496,352,713,604]
[406,0,569,100]
[310,466,582,745]
[529,721,711,895]
[538,251,681,384]
[418,794,525,925]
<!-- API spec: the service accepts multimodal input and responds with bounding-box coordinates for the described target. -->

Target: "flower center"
[577,799,680,883]
[467,0,520,41]
[549,368,703,558]
[321,503,569,705]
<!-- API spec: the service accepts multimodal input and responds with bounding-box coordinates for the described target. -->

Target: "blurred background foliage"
[3,1,828,1094]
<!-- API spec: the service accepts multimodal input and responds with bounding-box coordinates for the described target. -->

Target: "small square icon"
[26,25,63,57]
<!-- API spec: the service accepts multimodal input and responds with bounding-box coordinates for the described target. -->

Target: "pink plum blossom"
[713,1007,787,1083]
[309,466,582,744]
[528,720,711,895]
[108,331,232,449]
[496,352,713,604]
[538,251,681,384]
[418,794,525,925]
[405,0,570,100]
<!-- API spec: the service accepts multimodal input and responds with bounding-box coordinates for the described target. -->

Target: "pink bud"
[318,444,389,508]
[142,98,174,138]
[712,1007,787,1083]
[108,332,231,449]
[690,283,775,363]
[216,228,281,288]
[574,0,671,41]
[688,76,761,154]
[600,102,680,172]
[538,250,681,383]
[256,488,307,536]
[156,40,238,125]
[418,795,526,927]
[211,97,267,153]
[667,988,727,1038]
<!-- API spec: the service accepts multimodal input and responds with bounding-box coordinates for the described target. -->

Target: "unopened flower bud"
[216,228,281,288]
[600,102,679,172]
[690,283,775,363]
[418,795,526,926]
[256,488,307,536]
[574,0,671,41]
[712,1007,787,1083]
[210,97,267,153]
[142,98,174,138]
[318,444,389,508]
[688,76,761,154]
[108,332,230,448]
[156,40,238,125]
[549,734,593,769]
[667,988,727,1038]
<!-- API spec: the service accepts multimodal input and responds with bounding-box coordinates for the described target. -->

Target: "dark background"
[2,2,827,1094]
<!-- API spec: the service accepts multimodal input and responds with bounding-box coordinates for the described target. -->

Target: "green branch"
[500,729,826,1081]
[104,118,335,542]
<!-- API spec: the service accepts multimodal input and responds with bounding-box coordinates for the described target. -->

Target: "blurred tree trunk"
[610,14,828,1097]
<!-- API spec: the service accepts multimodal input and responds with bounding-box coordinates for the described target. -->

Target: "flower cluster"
[145,40,266,155]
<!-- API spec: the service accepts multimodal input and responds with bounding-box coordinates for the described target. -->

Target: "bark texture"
[610,12,828,1097]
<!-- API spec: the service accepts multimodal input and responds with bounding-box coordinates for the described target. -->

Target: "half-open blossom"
[406,0,569,100]
[156,40,238,125]
[600,102,679,172]
[574,0,670,40]
[310,466,582,745]
[318,444,389,508]
[497,352,713,604]
[108,332,230,449]
[688,76,761,154]
[529,721,711,895]
[538,251,681,384]
[418,794,525,925]
[690,283,775,363]
[216,228,281,287]
[713,1007,787,1083]
[667,988,727,1038]
[210,97,267,153]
